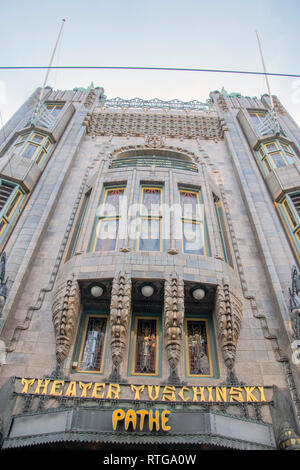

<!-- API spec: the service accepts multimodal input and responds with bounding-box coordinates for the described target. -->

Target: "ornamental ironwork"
[103,96,213,112]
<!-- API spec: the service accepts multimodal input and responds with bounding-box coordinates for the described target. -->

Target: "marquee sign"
[17,377,270,404]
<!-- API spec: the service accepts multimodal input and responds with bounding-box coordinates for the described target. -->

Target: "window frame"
[129,313,162,377]
[73,311,110,375]
[278,191,300,257]
[256,139,297,175]
[136,185,164,252]
[89,185,126,253]
[0,179,26,243]
[9,131,54,168]
[184,314,218,379]
[179,187,209,256]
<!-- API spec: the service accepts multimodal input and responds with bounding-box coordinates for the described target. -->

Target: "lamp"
[141,284,154,298]
[192,287,206,301]
[90,284,104,298]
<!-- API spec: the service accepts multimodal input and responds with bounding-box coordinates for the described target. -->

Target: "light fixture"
[141,284,154,298]
[192,287,206,301]
[90,285,104,298]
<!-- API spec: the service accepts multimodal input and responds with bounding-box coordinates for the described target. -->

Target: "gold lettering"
[131,385,145,400]
[147,385,160,401]
[50,380,64,396]
[244,386,258,402]
[178,386,191,402]
[65,381,77,397]
[161,410,171,431]
[258,386,267,402]
[21,378,35,393]
[136,410,148,430]
[162,386,176,402]
[216,387,227,402]
[34,379,50,395]
[79,382,92,398]
[112,409,125,430]
[207,386,214,402]
[107,383,121,399]
[125,409,137,430]
[149,410,160,431]
[192,386,206,402]
[230,387,244,402]
[91,383,105,399]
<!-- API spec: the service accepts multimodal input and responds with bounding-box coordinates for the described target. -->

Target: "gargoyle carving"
[52,274,80,363]
[164,272,184,383]
[215,280,242,370]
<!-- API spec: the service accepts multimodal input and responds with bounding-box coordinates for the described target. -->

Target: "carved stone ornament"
[109,271,131,379]
[144,134,165,148]
[164,272,185,383]
[52,274,80,363]
[215,280,242,370]
[289,265,300,340]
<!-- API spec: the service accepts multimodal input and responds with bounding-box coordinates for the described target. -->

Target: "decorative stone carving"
[87,111,222,140]
[164,272,185,383]
[289,265,300,341]
[52,274,80,363]
[144,134,165,148]
[109,271,131,381]
[215,280,242,370]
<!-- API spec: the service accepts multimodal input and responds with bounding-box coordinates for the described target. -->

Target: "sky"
[1,0,300,125]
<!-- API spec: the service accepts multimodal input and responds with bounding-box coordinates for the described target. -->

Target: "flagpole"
[34,19,66,119]
[255,30,275,110]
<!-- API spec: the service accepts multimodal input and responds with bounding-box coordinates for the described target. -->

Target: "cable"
[0,65,299,78]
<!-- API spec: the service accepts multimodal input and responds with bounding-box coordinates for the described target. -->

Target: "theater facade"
[0,85,300,450]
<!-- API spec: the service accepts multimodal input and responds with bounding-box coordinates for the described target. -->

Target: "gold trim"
[131,315,160,377]
[76,314,109,374]
[91,217,120,252]
[184,317,214,378]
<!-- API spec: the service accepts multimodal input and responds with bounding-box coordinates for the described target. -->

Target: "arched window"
[110,149,198,172]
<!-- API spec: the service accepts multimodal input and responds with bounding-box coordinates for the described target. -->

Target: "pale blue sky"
[1,0,300,124]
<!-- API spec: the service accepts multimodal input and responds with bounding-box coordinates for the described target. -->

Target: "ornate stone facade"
[52,274,80,364]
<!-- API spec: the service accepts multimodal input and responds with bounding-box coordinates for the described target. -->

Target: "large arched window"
[110,148,198,172]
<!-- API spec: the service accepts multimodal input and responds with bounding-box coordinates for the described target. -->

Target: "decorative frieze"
[109,271,131,381]
[52,274,80,363]
[215,280,243,370]
[86,111,222,140]
[164,272,185,383]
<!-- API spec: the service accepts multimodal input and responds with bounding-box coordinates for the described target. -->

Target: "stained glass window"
[133,318,158,375]
[186,319,211,376]
[78,316,108,373]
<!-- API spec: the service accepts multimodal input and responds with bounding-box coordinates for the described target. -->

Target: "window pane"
[265,142,277,152]
[139,218,160,251]
[182,221,204,254]
[94,219,119,251]
[5,190,22,219]
[270,151,286,168]
[180,191,200,219]
[35,149,46,166]
[79,317,107,372]
[142,188,161,215]
[134,318,157,374]
[186,319,211,375]
[31,134,45,144]
[22,143,38,159]
[283,200,297,228]
[102,188,124,216]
